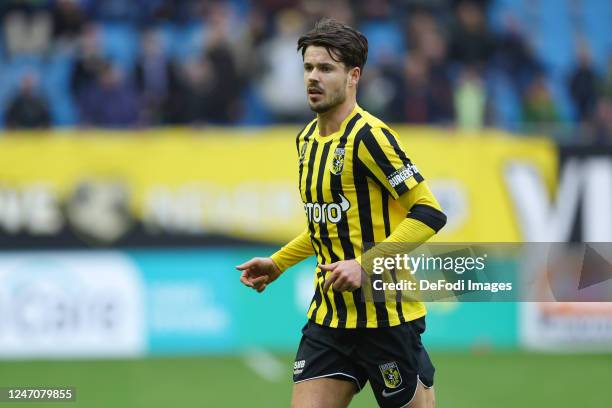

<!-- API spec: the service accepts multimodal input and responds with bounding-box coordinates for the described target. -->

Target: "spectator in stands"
[354,0,393,22]
[180,58,214,124]
[600,54,612,100]
[70,25,109,100]
[257,9,311,123]
[359,65,403,121]
[448,0,496,68]
[172,1,243,125]
[231,6,268,86]
[84,0,140,23]
[147,0,201,24]
[308,0,354,25]
[454,65,486,130]
[589,54,612,144]
[1,0,52,57]
[198,2,243,123]
[133,28,179,125]
[406,9,439,56]
[51,0,86,50]
[78,63,139,127]
[419,22,454,124]
[494,12,541,93]
[589,98,612,145]
[568,43,598,123]
[394,53,434,124]
[522,73,558,128]
[179,44,242,125]
[5,72,50,129]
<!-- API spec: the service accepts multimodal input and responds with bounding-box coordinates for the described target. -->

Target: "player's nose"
[307,69,321,82]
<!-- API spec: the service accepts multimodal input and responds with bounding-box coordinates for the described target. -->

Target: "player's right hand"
[236,257,281,293]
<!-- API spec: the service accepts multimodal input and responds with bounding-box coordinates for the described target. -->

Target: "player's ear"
[348,67,360,87]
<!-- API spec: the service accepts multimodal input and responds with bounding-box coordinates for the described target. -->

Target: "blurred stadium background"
[0,0,611,407]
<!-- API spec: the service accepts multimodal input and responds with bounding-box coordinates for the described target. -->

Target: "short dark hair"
[297,18,368,71]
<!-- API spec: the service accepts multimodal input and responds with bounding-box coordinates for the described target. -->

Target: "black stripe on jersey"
[389,267,405,323]
[316,141,335,326]
[354,124,390,327]
[330,113,361,328]
[408,204,447,233]
[381,128,424,183]
[296,120,316,154]
[304,140,324,317]
[361,129,410,196]
[304,121,316,143]
[298,122,317,192]
[382,189,391,237]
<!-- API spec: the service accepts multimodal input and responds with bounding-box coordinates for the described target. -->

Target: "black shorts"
[293,317,434,408]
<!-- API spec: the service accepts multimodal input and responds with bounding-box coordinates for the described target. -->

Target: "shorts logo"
[330,147,345,175]
[379,362,402,389]
[293,359,306,375]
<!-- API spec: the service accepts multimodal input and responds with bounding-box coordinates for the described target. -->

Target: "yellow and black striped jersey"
[297,104,428,329]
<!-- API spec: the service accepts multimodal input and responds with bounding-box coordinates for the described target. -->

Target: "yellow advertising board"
[0,127,556,246]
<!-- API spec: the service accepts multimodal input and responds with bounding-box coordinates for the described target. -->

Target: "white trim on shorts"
[294,372,363,391]
[398,375,433,408]
[417,374,433,389]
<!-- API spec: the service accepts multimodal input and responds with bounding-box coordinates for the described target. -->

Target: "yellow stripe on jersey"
[294,105,429,328]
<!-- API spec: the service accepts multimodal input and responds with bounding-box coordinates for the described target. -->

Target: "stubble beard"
[309,87,347,114]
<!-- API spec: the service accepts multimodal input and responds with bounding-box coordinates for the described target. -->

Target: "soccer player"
[237,18,446,408]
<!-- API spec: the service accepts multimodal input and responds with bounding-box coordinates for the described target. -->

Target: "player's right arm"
[270,227,314,271]
[237,228,314,293]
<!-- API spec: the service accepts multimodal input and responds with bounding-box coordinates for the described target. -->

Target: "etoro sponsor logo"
[304,194,350,224]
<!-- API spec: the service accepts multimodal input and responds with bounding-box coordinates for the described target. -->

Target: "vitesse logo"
[330,147,345,175]
[379,362,402,388]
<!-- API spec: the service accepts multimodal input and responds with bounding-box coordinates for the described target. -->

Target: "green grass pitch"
[1,352,610,407]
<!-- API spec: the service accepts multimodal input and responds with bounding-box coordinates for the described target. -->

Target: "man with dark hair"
[237,18,445,408]
[5,72,50,129]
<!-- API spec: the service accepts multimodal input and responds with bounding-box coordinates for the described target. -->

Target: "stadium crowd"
[0,0,611,143]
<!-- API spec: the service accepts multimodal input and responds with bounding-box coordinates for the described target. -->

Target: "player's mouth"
[308,87,324,98]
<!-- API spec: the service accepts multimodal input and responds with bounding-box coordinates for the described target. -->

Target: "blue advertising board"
[130,248,517,355]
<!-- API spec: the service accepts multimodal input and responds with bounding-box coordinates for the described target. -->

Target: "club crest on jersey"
[379,362,402,389]
[330,147,345,175]
[298,142,308,166]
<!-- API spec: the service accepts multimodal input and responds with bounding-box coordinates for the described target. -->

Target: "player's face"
[303,46,354,113]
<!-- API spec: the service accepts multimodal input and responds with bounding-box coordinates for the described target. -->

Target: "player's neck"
[317,99,356,137]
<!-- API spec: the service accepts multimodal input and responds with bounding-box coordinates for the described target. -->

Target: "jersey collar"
[312,104,362,142]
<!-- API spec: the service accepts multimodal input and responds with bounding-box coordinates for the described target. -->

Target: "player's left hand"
[320,260,363,293]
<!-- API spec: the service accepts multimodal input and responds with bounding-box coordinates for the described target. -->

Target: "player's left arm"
[392,180,447,241]
[322,127,446,292]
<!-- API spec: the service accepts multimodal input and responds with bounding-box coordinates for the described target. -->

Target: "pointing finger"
[236,258,257,271]
[318,262,339,272]
[323,270,339,293]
